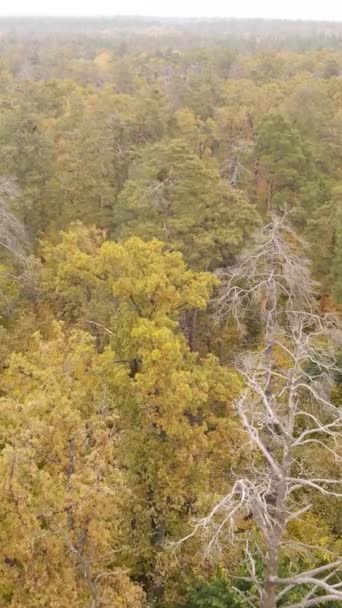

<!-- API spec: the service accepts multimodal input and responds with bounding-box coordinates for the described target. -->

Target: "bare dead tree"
[0,177,30,264]
[221,140,253,188]
[180,215,342,608]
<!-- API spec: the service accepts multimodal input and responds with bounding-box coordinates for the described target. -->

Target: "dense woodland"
[0,17,341,608]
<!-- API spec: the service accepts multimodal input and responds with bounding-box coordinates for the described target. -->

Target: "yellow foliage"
[0,324,144,607]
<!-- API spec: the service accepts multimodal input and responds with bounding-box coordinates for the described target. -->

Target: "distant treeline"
[0,16,342,50]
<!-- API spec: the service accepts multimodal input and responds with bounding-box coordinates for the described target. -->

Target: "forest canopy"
[0,16,341,608]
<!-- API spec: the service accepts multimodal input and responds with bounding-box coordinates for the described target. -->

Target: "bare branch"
[0,177,30,264]
[285,595,342,608]
[182,214,342,608]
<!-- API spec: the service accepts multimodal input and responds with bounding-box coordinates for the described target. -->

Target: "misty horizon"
[1,0,342,22]
[0,14,342,24]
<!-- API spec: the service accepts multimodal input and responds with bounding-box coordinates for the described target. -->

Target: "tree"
[255,114,310,212]
[182,215,342,608]
[305,186,342,300]
[0,178,31,321]
[284,80,340,173]
[0,177,30,264]
[115,138,259,269]
[178,575,245,608]
[38,225,244,604]
[332,196,342,303]
[53,89,141,229]
[0,95,56,238]
[0,323,145,607]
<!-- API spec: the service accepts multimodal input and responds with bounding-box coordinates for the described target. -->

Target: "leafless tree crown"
[181,215,342,608]
[0,177,30,264]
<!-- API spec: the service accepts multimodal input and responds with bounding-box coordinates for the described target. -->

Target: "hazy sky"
[1,0,342,21]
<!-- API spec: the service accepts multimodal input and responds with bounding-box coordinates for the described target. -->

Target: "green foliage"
[255,113,310,209]
[116,138,259,268]
[178,576,246,608]
[332,197,342,302]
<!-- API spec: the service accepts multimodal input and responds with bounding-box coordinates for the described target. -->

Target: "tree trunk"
[262,575,277,608]
[183,308,198,351]
[261,530,281,608]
